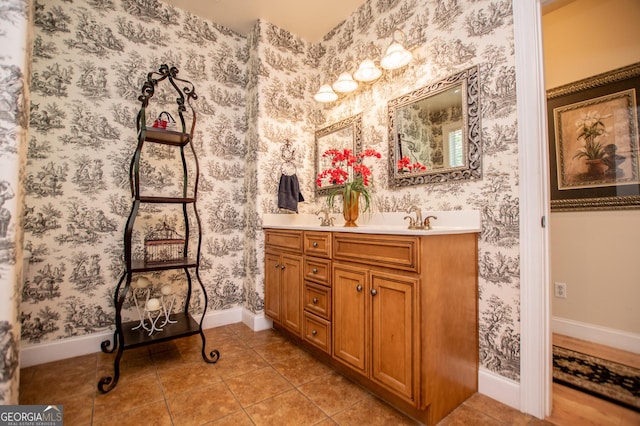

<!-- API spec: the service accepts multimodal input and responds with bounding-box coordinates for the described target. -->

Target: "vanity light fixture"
[380,29,413,70]
[314,83,339,103]
[353,59,382,82]
[332,71,359,93]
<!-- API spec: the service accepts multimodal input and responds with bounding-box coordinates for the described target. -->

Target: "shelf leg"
[97,345,123,393]
[199,329,220,363]
[100,329,119,354]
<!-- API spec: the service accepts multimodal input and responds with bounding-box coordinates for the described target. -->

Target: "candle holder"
[130,276,151,332]
[144,297,163,336]
[159,284,177,327]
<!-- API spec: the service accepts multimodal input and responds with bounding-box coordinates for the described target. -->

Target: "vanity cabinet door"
[264,251,282,323]
[281,253,303,337]
[264,249,303,337]
[332,263,368,375]
[370,271,418,403]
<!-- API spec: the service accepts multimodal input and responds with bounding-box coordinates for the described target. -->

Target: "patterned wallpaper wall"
[13,0,523,391]
[24,0,248,344]
[0,0,31,405]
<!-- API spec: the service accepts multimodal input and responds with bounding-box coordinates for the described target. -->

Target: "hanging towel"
[277,173,304,213]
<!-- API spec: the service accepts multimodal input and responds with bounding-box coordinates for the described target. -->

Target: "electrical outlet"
[554,282,567,298]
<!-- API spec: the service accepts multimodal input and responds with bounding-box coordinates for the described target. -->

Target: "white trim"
[20,308,254,368]
[513,0,551,419]
[478,368,521,410]
[552,316,640,354]
[242,309,273,331]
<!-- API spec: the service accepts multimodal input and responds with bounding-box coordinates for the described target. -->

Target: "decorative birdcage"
[144,222,185,263]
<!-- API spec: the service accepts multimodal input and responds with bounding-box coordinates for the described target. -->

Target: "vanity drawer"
[304,231,331,258]
[304,257,331,285]
[303,312,331,354]
[304,281,331,320]
[333,233,419,272]
[264,229,303,252]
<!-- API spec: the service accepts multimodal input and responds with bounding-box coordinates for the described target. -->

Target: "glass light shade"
[314,84,338,102]
[380,42,412,70]
[332,72,358,93]
[353,59,382,82]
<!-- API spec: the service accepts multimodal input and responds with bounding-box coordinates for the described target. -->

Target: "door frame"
[513,0,552,418]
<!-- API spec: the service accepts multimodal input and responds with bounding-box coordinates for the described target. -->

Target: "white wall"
[543,0,640,338]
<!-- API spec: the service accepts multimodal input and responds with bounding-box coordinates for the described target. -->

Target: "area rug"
[552,345,640,412]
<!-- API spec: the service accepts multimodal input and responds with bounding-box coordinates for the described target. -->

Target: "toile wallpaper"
[0,0,522,402]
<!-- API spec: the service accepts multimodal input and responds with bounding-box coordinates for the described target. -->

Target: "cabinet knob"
[281,265,285,270]
[312,268,318,274]
[370,288,377,296]
[312,298,318,304]
[356,285,362,292]
[311,329,317,335]
[312,241,318,247]
[274,263,279,268]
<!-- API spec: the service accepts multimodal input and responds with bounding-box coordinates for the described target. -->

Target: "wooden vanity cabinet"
[263,228,478,426]
[333,234,420,404]
[264,230,303,337]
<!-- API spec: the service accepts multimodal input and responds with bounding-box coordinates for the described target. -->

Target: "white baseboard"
[552,316,640,354]
[20,307,271,368]
[478,367,521,411]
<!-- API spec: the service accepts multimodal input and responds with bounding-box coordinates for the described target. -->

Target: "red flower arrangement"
[397,155,426,172]
[316,148,381,212]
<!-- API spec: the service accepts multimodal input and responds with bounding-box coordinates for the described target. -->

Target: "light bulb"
[380,42,412,70]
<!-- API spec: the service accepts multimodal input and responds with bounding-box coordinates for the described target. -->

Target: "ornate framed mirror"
[315,113,363,196]
[388,66,481,187]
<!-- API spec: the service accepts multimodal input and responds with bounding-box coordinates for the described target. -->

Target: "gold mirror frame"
[315,114,363,196]
[388,66,481,187]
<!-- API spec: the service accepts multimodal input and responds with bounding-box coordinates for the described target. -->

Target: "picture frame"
[547,62,640,211]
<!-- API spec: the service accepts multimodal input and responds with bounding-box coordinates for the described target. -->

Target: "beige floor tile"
[205,409,255,425]
[214,348,268,379]
[157,360,221,397]
[245,388,328,425]
[464,392,534,425]
[238,328,287,348]
[54,393,94,426]
[93,373,164,420]
[92,400,172,426]
[298,371,370,416]
[269,351,332,386]
[252,339,306,363]
[224,366,293,407]
[331,395,418,426]
[167,382,242,426]
[438,403,505,425]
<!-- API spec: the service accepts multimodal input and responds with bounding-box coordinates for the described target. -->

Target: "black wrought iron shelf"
[98,65,219,394]
[142,128,190,146]
[130,257,197,272]
[120,312,200,349]
[137,196,196,204]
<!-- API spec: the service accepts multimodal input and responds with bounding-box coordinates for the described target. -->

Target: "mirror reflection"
[388,66,481,187]
[315,114,363,196]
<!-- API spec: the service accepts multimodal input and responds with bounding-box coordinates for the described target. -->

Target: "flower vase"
[343,191,360,227]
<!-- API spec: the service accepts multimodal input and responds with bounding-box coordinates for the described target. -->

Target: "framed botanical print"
[547,62,640,211]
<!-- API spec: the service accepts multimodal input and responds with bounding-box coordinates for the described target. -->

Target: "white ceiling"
[162,0,367,42]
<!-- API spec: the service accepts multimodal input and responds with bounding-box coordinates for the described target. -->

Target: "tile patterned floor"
[20,323,552,425]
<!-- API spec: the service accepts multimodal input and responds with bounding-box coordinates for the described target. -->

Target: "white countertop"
[262,210,481,235]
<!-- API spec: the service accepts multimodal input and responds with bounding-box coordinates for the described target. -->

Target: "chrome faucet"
[404,206,424,229]
[317,209,334,227]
